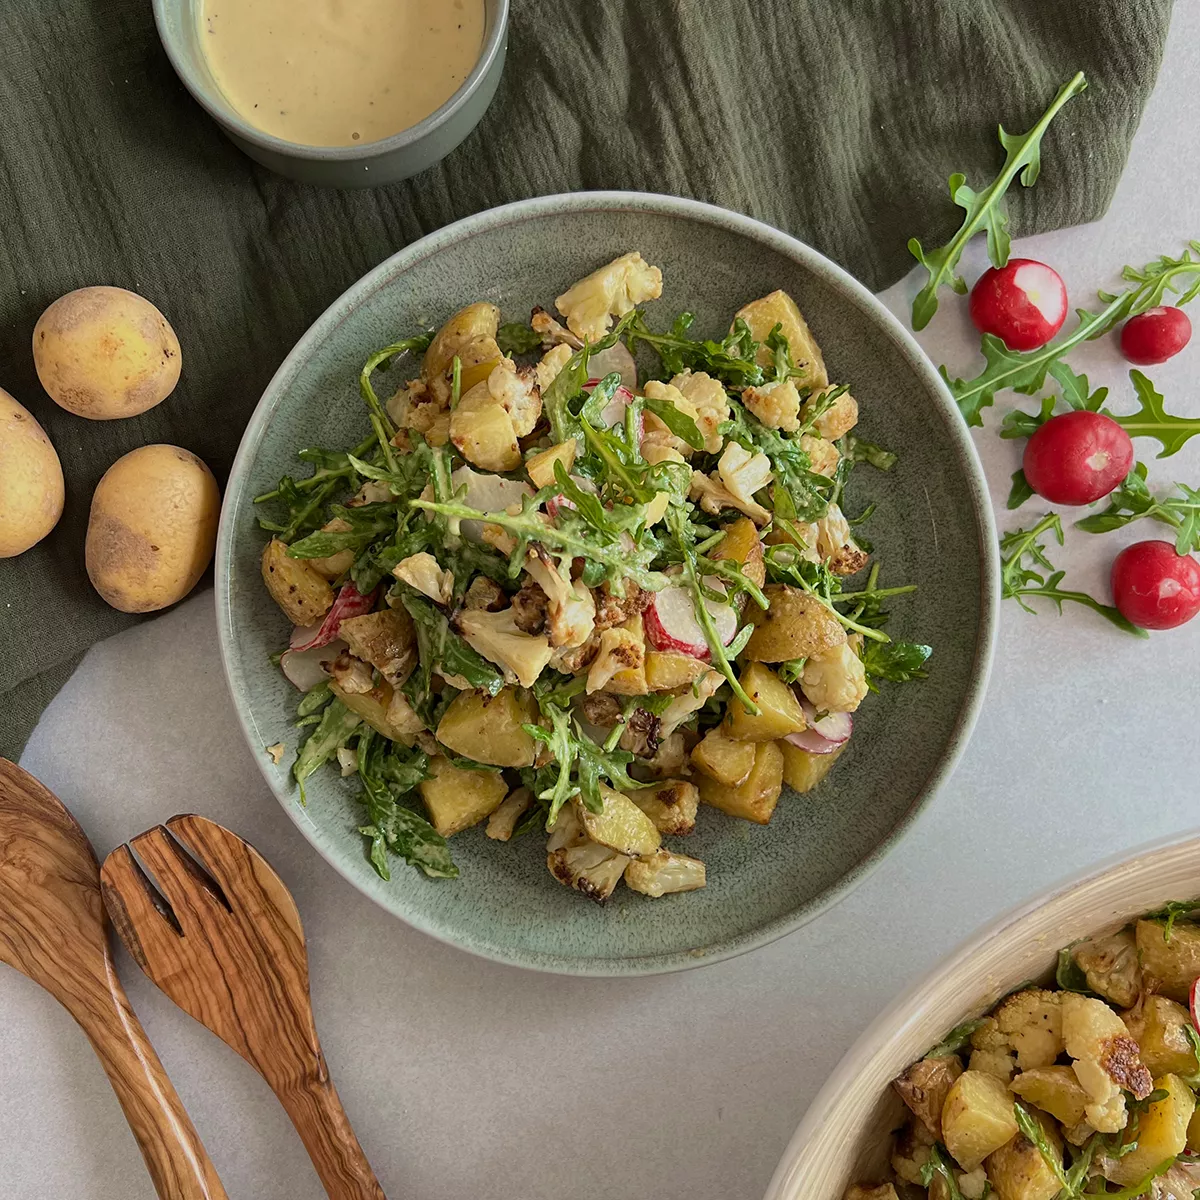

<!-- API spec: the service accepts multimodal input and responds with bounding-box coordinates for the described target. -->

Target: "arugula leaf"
[358,334,433,470]
[642,392,705,450]
[908,72,1087,330]
[286,501,399,559]
[400,591,504,702]
[1117,370,1200,459]
[627,311,767,388]
[1000,514,1148,637]
[923,1017,987,1059]
[1008,468,1035,510]
[293,700,362,802]
[1013,1102,1070,1191]
[296,681,333,719]
[839,434,897,471]
[721,405,832,521]
[540,312,639,443]
[1076,466,1200,556]
[1142,896,1200,941]
[497,322,542,355]
[861,639,932,687]
[1095,1160,1175,1200]
[1055,945,1097,995]
[918,1145,966,1200]
[947,245,1200,426]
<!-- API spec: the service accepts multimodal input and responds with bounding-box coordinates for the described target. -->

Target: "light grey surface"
[9,7,1200,1196]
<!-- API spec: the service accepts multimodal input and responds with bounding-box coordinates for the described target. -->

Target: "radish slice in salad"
[281,638,347,691]
[587,341,638,391]
[784,696,852,754]
[1190,976,1200,1032]
[450,465,534,540]
[585,378,641,436]
[289,581,376,652]
[645,579,737,659]
[546,473,598,519]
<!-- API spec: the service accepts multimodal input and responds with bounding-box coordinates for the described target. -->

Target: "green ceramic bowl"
[216,193,999,976]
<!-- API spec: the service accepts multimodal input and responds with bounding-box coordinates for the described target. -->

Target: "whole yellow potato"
[86,444,219,612]
[0,387,65,557]
[33,286,182,419]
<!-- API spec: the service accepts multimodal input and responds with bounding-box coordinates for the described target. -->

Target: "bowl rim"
[215,190,1001,976]
[151,0,509,160]
[762,828,1200,1199]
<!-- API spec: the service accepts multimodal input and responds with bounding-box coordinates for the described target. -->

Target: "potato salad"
[256,252,929,900]
[851,908,1200,1200]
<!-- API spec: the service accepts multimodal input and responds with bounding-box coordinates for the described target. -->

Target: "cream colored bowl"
[766,833,1200,1199]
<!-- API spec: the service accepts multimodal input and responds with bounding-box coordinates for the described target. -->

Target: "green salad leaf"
[1076,465,1200,556]
[627,311,767,387]
[861,640,932,688]
[497,322,542,355]
[923,1017,986,1059]
[293,700,362,802]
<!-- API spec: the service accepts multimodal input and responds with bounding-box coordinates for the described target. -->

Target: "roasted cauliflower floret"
[486,788,533,842]
[392,552,454,605]
[586,623,645,693]
[816,504,869,576]
[670,370,729,452]
[454,608,553,688]
[843,1186,899,1200]
[486,360,543,437]
[742,378,801,432]
[1062,992,1152,1133]
[659,669,723,737]
[385,687,426,737]
[524,548,596,649]
[530,304,583,349]
[993,988,1064,1069]
[1072,929,1142,1008]
[802,386,859,440]
[800,433,840,477]
[535,343,573,393]
[802,641,867,713]
[691,443,773,523]
[625,850,706,896]
[554,251,663,343]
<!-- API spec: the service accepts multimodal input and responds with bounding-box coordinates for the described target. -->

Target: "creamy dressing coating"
[200,0,486,147]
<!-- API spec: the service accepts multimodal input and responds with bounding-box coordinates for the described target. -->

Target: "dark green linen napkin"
[0,0,1172,758]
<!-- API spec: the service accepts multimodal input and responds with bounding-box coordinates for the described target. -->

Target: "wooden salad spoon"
[101,813,386,1200]
[0,759,228,1200]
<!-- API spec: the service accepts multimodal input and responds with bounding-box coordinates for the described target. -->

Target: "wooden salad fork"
[101,813,386,1200]
[0,759,227,1200]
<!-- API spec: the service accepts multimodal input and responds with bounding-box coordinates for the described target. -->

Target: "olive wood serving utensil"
[0,759,228,1200]
[101,813,386,1200]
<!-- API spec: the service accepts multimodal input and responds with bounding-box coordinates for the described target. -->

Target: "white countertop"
[10,8,1200,1197]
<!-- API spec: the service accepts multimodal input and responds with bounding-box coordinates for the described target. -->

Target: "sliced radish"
[788,696,853,752]
[281,638,347,690]
[645,579,737,659]
[545,474,597,519]
[585,378,641,437]
[587,341,638,391]
[1190,976,1200,1032]
[450,465,534,540]
[289,581,376,652]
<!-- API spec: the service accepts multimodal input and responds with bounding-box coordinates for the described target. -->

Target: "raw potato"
[985,1108,1062,1200]
[419,756,508,837]
[733,290,828,393]
[33,286,181,419]
[744,585,846,662]
[436,688,538,768]
[697,740,784,824]
[1010,1066,1089,1127]
[87,444,219,613]
[691,726,757,787]
[1103,1073,1193,1186]
[892,1055,963,1140]
[1122,995,1199,1078]
[423,302,501,384]
[724,662,806,741]
[941,1070,1019,1171]
[0,387,64,557]
[781,741,845,793]
[261,537,335,625]
[1136,919,1200,1002]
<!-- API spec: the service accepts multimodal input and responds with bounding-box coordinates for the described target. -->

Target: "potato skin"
[86,444,219,612]
[33,286,181,419]
[0,387,64,557]
[744,585,846,662]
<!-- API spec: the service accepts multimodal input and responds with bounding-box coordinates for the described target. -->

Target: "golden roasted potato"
[87,445,219,613]
[0,387,63,557]
[419,755,508,837]
[525,440,577,489]
[941,1070,1020,1171]
[1188,1094,1200,1153]
[423,302,500,385]
[453,335,503,394]
[842,1187,899,1200]
[33,286,181,419]
[627,779,699,836]
[1010,1066,1088,1127]
[892,1055,963,1140]
[697,740,784,824]
[339,609,416,683]
[724,662,805,741]
[733,290,828,393]
[744,585,845,662]
[575,786,661,857]
[1136,919,1200,1002]
[985,1108,1061,1200]
[306,517,355,580]
[261,536,334,625]
[645,650,709,691]
[781,741,845,793]
[1123,995,1199,1078]
[449,389,521,472]
[712,516,766,589]
[435,687,537,769]
[690,725,757,786]
[1103,1073,1193,1186]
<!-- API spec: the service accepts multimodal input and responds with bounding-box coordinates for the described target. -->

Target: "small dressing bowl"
[152,0,508,187]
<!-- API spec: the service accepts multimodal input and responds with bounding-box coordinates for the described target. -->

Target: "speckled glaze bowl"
[216,192,999,976]
[765,833,1200,1199]
[152,0,508,187]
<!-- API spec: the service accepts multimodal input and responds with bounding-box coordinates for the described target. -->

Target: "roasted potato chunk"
[781,741,845,793]
[1010,1066,1089,1127]
[453,335,503,394]
[712,516,766,589]
[330,679,422,744]
[843,1186,899,1200]
[724,662,806,741]
[627,780,699,836]
[1123,995,1199,1078]
[1103,1073,1193,1186]
[339,609,416,686]
[450,389,521,472]
[575,786,661,857]
[691,726,757,787]
[892,1055,963,1140]
[418,756,508,837]
[697,740,784,824]
[525,440,577,489]
[645,650,709,691]
[733,290,828,393]
[423,302,500,386]
[985,1108,1061,1200]
[1136,919,1200,1002]
[261,537,333,625]
[744,585,845,662]
[941,1070,1020,1172]
[435,687,538,768]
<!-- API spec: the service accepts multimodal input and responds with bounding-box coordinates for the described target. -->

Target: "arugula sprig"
[909,72,1087,330]
[1076,465,1200,556]
[722,405,833,521]
[1000,514,1148,637]
[627,311,767,388]
[918,1145,966,1200]
[948,245,1200,427]
[358,334,433,470]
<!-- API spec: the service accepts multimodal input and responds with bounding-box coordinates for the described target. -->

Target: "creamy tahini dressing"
[200,0,485,147]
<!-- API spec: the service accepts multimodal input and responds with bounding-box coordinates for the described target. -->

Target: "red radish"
[1111,540,1200,630]
[785,696,852,754]
[1023,411,1134,505]
[545,474,597,519]
[450,465,533,540]
[645,580,737,658]
[586,379,641,436]
[289,581,377,652]
[1190,976,1200,1032]
[969,259,1068,350]
[587,342,638,390]
[1120,306,1192,365]
[281,639,347,691]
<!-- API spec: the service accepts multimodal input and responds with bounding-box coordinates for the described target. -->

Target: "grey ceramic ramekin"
[152,0,508,187]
